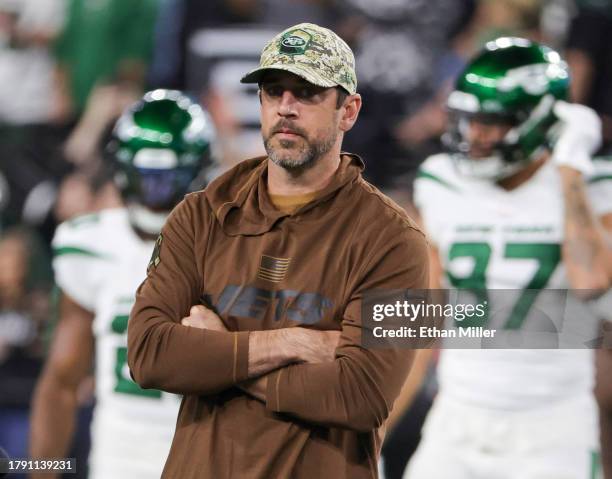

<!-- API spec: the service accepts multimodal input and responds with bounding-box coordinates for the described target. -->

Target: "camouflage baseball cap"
[240,23,357,95]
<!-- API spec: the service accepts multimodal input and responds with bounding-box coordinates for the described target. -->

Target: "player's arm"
[127,197,319,396]
[595,345,612,479]
[379,348,434,433]
[552,102,611,296]
[29,293,94,479]
[379,208,440,432]
[559,167,611,294]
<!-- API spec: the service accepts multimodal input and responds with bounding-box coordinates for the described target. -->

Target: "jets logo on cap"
[279,29,311,55]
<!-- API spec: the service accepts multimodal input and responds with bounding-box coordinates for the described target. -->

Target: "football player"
[404,38,612,478]
[29,90,216,478]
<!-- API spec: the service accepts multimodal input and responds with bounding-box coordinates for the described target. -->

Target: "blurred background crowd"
[1,0,611,477]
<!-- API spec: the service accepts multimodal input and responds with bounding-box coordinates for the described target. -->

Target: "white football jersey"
[52,208,180,478]
[414,154,612,410]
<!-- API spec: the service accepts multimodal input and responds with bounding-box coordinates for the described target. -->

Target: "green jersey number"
[111,314,161,398]
[447,242,491,328]
[447,242,561,328]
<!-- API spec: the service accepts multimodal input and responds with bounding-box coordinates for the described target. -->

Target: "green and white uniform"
[404,154,612,479]
[53,208,179,479]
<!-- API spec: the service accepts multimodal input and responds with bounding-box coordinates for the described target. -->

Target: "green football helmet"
[108,89,215,234]
[443,37,570,179]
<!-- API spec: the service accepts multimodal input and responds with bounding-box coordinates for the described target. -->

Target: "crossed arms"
[127,198,429,432]
[180,305,339,403]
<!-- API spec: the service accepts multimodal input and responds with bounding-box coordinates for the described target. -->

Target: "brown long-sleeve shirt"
[127,154,429,478]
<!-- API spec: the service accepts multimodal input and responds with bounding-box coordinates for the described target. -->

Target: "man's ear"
[339,94,362,133]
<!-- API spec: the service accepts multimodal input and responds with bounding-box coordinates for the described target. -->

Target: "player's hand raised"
[551,101,602,175]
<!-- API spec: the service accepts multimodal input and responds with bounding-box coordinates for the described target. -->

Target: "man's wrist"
[238,376,268,402]
[275,328,303,363]
[248,329,299,377]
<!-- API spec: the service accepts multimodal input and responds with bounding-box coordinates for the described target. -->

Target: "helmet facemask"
[108,90,216,235]
[444,93,558,181]
[113,148,205,234]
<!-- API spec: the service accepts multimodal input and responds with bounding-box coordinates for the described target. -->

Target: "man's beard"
[264,121,337,174]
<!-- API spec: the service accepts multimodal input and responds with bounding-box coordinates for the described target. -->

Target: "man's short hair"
[335,87,348,109]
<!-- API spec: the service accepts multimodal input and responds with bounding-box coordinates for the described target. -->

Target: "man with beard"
[127,23,429,479]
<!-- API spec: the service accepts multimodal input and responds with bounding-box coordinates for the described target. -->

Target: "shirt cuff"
[265,368,284,411]
[233,331,251,383]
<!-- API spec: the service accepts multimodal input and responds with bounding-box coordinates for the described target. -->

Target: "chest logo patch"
[258,255,291,283]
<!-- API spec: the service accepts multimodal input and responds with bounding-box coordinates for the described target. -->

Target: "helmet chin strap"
[127,203,169,235]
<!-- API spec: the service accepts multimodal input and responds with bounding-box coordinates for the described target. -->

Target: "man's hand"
[248,327,341,377]
[241,329,341,403]
[551,101,601,176]
[286,328,341,364]
[181,305,227,332]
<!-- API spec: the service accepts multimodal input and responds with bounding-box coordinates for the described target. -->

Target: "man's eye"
[295,87,316,100]
[264,85,283,97]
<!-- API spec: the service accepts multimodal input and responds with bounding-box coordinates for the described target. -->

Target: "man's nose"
[469,124,494,144]
[469,127,485,144]
[278,89,298,117]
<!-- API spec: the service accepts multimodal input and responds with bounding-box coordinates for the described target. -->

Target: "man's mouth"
[470,143,496,158]
[275,128,301,137]
[271,120,306,139]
